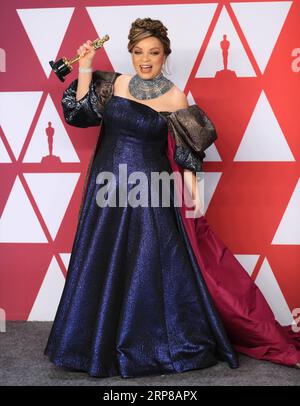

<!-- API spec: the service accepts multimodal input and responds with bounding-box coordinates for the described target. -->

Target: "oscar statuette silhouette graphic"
[41,122,61,164]
[215,34,237,78]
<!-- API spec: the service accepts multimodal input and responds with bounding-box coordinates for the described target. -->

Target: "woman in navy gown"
[44,18,300,378]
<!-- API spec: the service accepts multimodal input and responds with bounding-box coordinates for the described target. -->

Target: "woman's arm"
[75,40,95,101]
[61,40,104,128]
[183,168,203,217]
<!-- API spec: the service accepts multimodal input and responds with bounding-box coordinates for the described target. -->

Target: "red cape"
[166,129,300,367]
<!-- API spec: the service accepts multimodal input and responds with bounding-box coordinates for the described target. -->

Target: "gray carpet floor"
[0,322,299,386]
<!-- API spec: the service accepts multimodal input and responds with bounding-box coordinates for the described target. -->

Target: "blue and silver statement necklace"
[128,72,174,100]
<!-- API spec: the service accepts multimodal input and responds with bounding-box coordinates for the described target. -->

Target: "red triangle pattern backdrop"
[0,0,299,322]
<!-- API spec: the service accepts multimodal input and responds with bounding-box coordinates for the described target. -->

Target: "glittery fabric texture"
[44,91,239,378]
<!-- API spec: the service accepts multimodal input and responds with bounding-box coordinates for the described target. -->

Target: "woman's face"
[131,36,165,79]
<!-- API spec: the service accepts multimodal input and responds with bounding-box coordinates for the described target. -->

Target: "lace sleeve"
[61,70,121,128]
[61,73,106,128]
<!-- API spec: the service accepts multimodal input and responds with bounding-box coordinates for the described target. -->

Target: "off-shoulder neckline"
[111,94,195,116]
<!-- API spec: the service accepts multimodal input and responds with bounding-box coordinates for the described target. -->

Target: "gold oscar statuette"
[49,35,110,82]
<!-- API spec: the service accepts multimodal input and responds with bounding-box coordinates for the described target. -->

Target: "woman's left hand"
[183,169,203,218]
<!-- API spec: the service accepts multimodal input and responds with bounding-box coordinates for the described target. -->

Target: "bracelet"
[79,67,92,73]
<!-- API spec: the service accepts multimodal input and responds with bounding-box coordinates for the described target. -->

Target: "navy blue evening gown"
[44,94,239,378]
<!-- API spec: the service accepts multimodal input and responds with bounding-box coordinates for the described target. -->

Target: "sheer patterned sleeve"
[167,104,218,173]
[61,70,116,128]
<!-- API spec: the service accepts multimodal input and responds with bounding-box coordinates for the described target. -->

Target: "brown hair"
[127,17,172,75]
